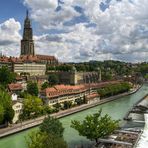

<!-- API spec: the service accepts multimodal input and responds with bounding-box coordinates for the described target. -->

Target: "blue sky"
[0,0,25,23]
[0,0,148,63]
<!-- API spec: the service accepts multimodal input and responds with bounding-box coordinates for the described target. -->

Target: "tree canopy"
[26,115,67,148]
[0,66,16,86]
[0,104,4,123]
[0,89,14,124]
[48,74,59,86]
[71,110,119,144]
[40,115,64,138]
[41,82,49,90]
[27,82,39,96]
[26,131,67,148]
[97,82,131,98]
[20,94,43,120]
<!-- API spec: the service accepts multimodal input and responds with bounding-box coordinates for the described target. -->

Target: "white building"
[12,101,23,123]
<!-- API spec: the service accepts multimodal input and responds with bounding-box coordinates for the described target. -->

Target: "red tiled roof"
[86,93,100,99]
[8,83,23,91]
[41,81,121,99]
[0,54,58,63]
[36,55,57,60]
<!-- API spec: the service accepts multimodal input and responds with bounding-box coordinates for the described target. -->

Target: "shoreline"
[0,85,142,138]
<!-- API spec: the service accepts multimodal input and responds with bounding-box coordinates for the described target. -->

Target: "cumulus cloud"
[33,23,101,62]
[0,18,21,56]
[22,0,148,62]
[2,0,147,63]
[24,0,80,30]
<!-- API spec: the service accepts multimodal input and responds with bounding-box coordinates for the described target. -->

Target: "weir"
[136,114,148,148]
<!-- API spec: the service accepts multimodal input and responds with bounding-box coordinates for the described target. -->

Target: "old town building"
[21,10,35,56]
[0,10,58,76]
[48,66,101,85]
[20,10,58,65]
[40,81,119,106]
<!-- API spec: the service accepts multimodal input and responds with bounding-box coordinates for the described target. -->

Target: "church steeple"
[24,10,31,29]
[26,10,29,18]
[21,10,35,56]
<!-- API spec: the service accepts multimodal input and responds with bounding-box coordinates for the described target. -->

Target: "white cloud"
[0,18,21,56]
[2,0,148,62]
[24,0,80,29]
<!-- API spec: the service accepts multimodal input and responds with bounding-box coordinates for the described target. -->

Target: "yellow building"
[13,62,46,76]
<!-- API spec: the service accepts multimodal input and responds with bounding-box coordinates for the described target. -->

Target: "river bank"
[90,90,148,148]
[0,85,141,138]
[0,84,147,148]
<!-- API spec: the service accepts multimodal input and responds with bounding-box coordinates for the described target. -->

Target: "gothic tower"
[21,10,35,56]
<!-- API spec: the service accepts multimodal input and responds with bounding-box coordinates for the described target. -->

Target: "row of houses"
[8,80,120,123]
[40,81,120,106]
[0,55,58,76]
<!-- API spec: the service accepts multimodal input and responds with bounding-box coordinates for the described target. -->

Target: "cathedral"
[20,10,58,65]
[0,11,58,76]
[21,10,35,56]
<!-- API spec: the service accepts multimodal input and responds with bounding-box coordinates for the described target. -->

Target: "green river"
[0,84,148,148]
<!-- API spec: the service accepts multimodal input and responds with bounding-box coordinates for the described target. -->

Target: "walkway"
[0,88,139,138]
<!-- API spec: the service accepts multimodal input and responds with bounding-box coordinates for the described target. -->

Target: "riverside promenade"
[0,87,140,138]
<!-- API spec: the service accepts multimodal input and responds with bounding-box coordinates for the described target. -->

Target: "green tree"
[0,66,16,86]
[26,131,67,148]
[41,82,49,90]
[97,82,131,98]
[0,104,4,124]
[40,115,64,138]
[21,94,43,120]
[53,103,61,111]
[5,105,15,123]
[0,89,14,124]
[75,98,84,105]
[27,82,39,96]
[48,74,59,86]
[42,105,53,115]
[71,110,119,144]
[144,74,148,80]
[63,101,72,109]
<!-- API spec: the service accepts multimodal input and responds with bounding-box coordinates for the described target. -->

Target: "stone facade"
[48,70,101,85]
[13,62,46,76]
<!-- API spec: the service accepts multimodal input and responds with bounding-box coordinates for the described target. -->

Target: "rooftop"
[0,54,58,64]
[8,83,23,91]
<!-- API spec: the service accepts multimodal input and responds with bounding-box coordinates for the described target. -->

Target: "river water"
[0,84,148,148]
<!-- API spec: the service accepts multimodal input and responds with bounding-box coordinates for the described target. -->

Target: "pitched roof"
[0,54,58,64]
[8,83,23,91]
[41,81,121,99]
[36,54,57,61]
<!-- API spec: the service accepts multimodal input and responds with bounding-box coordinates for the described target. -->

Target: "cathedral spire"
[20,10,35,56]
[26,9,29,19]
[24,9,31,28]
